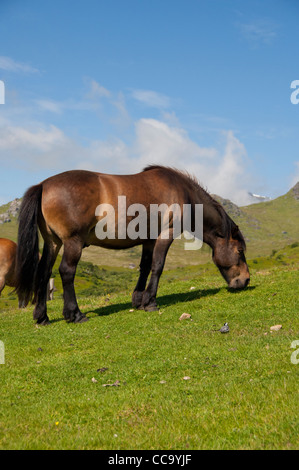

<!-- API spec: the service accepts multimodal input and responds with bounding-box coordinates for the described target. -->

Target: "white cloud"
[0,74,255,205]
[0,123,78,169]
[77,118,253,204]
[131,121,253,204]
[0,56,39,74]
[237,20,278,46]
[35,99,64,114]
[35,97,99,114]
[110,92,131,129]
[133,118,216,170]
[0,116,254,205]
[0,124,65,152]
[34,80,131,131]
[131,89,171,109]
[85,80,111,100]
[206,131,252,205]
[79,138,130,173]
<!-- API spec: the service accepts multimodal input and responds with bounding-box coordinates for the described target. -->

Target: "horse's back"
[39,168,184,242]
[42,167,182,205]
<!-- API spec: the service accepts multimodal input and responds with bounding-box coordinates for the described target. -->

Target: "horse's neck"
[191,193,222,248]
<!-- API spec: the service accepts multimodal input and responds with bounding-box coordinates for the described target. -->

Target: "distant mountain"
[247,192,271,203]
[292,181,299,200]
[221,181,299,257]
[211,194,245,218]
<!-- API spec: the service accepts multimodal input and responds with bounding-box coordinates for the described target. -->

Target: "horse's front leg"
[132,243,154,308]
[140,235,173,311]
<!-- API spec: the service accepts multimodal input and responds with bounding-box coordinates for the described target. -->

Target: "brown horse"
[15,165,250,324]
[0,238,25,307]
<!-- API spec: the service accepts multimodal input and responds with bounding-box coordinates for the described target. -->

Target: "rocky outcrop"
[0,198,21,224]
[292,182,299,200]
[211,194,245,218]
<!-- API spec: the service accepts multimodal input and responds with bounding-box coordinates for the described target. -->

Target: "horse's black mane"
[143,165,246,249]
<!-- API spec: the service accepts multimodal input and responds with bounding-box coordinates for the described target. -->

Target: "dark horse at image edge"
[15,165,250,324]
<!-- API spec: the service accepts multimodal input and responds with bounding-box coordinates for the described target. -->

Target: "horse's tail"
[15,183,43,306]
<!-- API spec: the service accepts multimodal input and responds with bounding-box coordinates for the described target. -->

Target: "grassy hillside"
[0,245,298,449]
[0,219,18,243]
[234,186,299,257]
[213,184,299,259]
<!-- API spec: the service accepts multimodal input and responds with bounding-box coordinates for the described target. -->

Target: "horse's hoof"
[144,304,159,312]
[64,309,88,323]
[36,317,51,326]
[74,314,89,323]
[77,316,89,323]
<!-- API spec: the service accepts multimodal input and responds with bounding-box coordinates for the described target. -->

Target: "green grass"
[0,247,299,449]
[0,219,18,243]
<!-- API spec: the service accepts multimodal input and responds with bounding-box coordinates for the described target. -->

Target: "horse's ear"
[232,225,239,237]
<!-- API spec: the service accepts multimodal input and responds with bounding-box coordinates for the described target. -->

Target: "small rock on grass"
[179,313,192,321]
[102,380,121,387]
[270,324,282,331]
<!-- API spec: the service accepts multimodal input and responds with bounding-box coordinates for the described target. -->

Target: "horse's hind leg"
[33,240,61,324]
[59,238,87,323]
[132,243,154,309]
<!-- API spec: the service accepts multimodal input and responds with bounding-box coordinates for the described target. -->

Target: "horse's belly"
[86,229,143,249]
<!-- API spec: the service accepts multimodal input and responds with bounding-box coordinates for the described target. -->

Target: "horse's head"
[212,225,250,290]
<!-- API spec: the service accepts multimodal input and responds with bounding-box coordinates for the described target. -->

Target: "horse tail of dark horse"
[15,183,43,306]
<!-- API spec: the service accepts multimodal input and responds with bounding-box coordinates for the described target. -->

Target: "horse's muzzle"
[229,276,250,290]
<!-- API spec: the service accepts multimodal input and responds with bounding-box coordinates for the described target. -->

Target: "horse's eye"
[238,248,244,254]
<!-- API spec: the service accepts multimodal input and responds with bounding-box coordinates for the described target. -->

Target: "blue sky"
[0,0,298,205]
